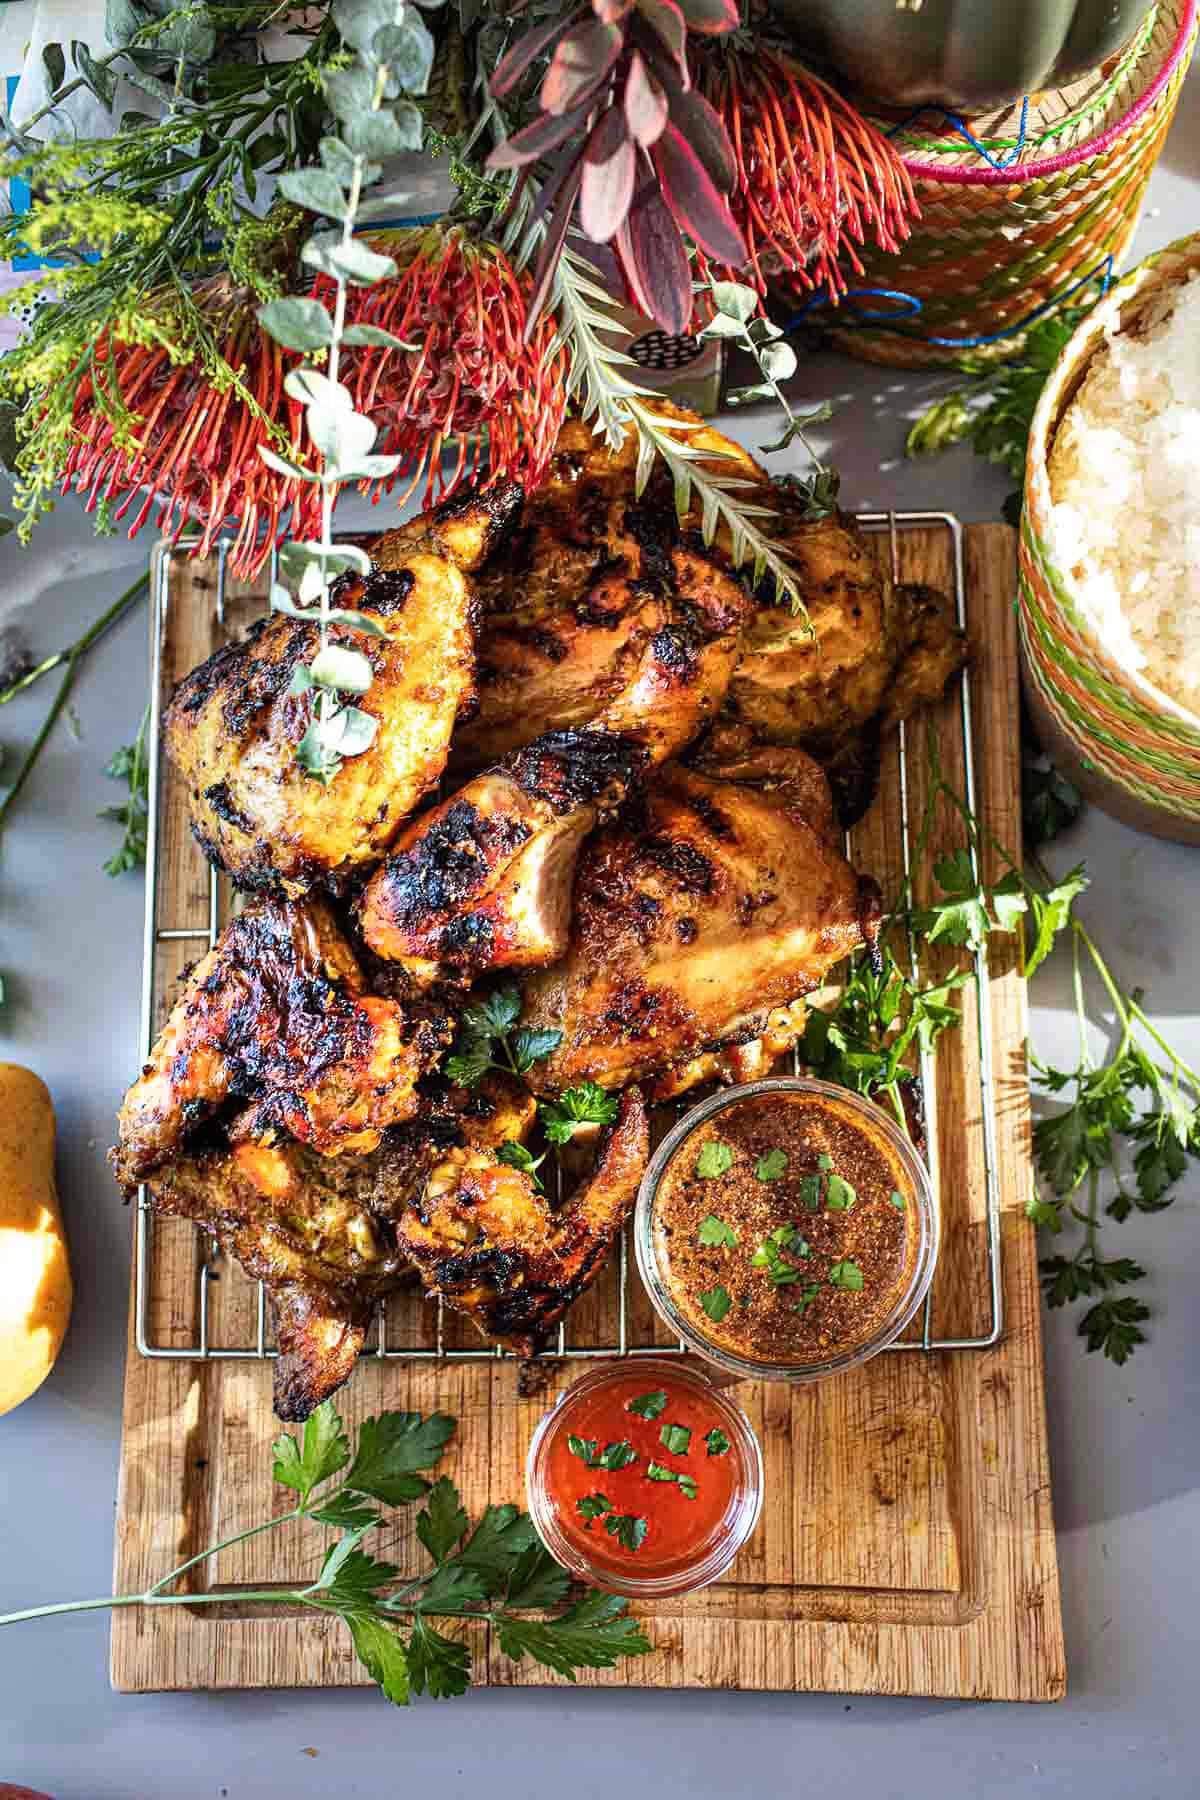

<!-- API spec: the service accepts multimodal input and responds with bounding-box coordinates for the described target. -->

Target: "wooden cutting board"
[111,520,1065,1702]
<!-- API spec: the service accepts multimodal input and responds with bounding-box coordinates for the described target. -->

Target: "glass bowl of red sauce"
[634,1077,938,1385]
[525,1358,764,1598]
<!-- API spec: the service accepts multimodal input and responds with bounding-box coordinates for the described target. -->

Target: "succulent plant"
[486,0,747,335]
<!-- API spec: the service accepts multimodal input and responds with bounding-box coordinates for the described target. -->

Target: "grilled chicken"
[112,897,450,1192]
[359,535,752,986]
[452,412,964,823]
[144,1076,641,1417]
[391,1087,648,1354]
[521,756,880,1095]
[165,485,521,895]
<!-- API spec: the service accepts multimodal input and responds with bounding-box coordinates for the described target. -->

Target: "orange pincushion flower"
[314,226,569,507]
[57,280,318,579]
[698,44,918,301]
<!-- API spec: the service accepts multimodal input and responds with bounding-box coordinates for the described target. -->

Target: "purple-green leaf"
[624,49,668,147]
[652,122,746,264]
[616,187,691,334]
[543,17,622,114]
[581,107,636,243]
[490,7,583,100]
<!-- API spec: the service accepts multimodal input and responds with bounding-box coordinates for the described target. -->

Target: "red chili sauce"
[542,1367,743,1580]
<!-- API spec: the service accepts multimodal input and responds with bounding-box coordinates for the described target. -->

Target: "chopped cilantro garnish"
[698,1214,738,1247]
[626,1390,667,1420]
[658,1423,691,1456]
[828,1259,864,1292]
[754,1149,788,1181]
[704,1428,731,1458]
[699,1284,732,1323]
[695,1141,734,1179]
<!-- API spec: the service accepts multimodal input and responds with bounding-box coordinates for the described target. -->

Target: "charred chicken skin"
[391,1087,648,1354]
[452,412,964,823]
[142,1076,644,1418]
[112,896,450,1192]
[358,518,752,986]
[521,755,880,1096]
[164,485,521,896]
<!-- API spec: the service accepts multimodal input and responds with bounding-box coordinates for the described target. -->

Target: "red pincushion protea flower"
[697,44,918,301]
[57,280,318,579]
[315,226,570,509]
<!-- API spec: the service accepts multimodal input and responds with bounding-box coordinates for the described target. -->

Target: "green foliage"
[904,307,1092,521]
[444,984,563,1087]
[0,1398,654,1701]
[100,703,149,876]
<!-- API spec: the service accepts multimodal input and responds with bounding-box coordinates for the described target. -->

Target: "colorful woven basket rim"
[1022,229,1200,741]
[900,0,1196,185]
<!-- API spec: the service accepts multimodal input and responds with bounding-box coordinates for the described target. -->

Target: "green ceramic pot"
[769,0,1156,112]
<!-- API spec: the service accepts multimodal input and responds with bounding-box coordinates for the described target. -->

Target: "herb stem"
[0,572,147,836]
[145,1505,304,1594]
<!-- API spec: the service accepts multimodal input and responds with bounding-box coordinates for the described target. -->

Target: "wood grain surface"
[111,521,1065,1702]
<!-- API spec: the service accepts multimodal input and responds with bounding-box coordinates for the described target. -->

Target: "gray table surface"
[1,74,1198,1800]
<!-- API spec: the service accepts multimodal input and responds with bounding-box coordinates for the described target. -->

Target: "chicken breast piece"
[165,485,521,895]
[520,761,880,1093]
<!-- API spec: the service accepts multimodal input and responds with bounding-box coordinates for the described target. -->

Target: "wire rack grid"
[133,510,1003,1367]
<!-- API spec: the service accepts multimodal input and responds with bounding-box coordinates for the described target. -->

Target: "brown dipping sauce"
[652,1091,919,1366]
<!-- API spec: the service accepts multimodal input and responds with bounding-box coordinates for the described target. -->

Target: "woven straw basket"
[1019,231,1200,844]
[823,0,1197,368]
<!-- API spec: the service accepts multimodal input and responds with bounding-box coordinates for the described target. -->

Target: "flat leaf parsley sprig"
[0,1399,653,1702]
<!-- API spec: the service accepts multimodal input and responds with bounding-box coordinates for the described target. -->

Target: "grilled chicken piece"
[145,1074,531,1419]
[453,411,964,824]
[165,485,521,895]
[359,553,752,986]
[521,758,880,1094]
[392,1087,649,1354]
[112,896,450,1191]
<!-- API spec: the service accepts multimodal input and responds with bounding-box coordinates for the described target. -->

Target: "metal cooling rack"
[134,510,1003,1365]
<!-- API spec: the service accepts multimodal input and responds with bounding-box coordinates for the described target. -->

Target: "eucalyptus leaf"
[155,5,216,62]
[333,0,399,56]
[259,446,319,484]
[373,16,435,92]
[759,341,797,383]
[709,281,758,323]
[331,453,402,483]
[320,136,375,185]
[326,608,388,638]
[105,0,147,50]
[311,644,374,695]
[343,103,421,159]
[278,168,349,222]
[321,240,399,288]
[42,43,66,95]
[289,664,314,695]
[257,297,333,353]
[72,41,118,108]
[340,323,417,351]
[285,367,353,411]
[699,314,748,340]
[278,540,373,580]
[335,705,380,756]
[306,405,378,469]
[324,66,376,123]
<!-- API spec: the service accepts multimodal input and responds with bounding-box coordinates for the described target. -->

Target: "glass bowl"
[525,1357,764,1599]
[634,1076,939,1385]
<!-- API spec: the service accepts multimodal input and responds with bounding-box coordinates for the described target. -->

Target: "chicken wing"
[392,1087,648,1354]
[112,896,450,1191]
[358,541,752,986]
[520,758,880,1094]
[165,485,521,895]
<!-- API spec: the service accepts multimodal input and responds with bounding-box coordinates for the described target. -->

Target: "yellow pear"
[0,1065,72,1415]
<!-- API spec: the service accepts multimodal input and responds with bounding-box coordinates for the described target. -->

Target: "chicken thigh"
[165,485,521,895]
[112,896,450,1191]
[520,758,880,1094]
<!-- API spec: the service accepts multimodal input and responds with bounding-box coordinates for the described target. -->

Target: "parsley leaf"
[659,1424,691,1455]
[539,1081,619,1144]
[1022,752,1084,849]
[699,1284,732,1322]
[1079,1295,1150,1365]
[450,1504,540,1593]
[100,703,150,877]
[678,1474,698,1501]
[344,1611,411,1706]
[442,986,562,1088]
[695,1140,734,1179]
[828,1259,864,1293]
[344,1412,456,1506]
[755,1149,788,1181]
[751,1223,809,1285]
[569,1437,636,1471]
[272,1403,350,1503]
[496,1588,653,1676]
[496,1138,545,1191]
[698,1214,738,1247]
[576,1493,612,1526]
[406,1616,472,1699]
[603,1512,649,1554]
[627,1390,667,1420]
[825,1173,857,1211]
[705,1428,731,1457]
[415,1476,470,1564]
